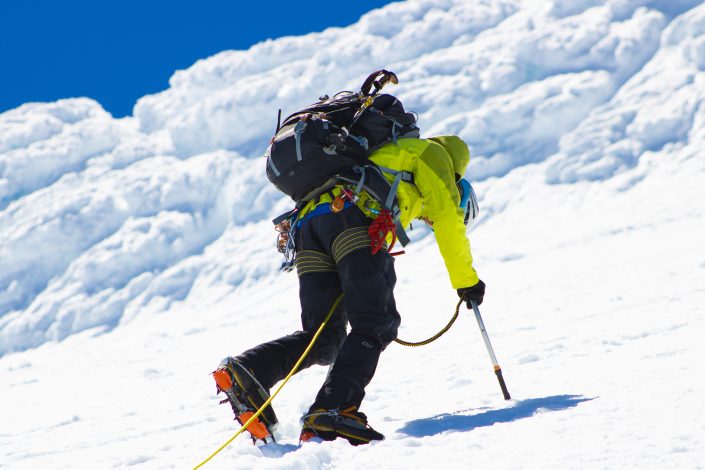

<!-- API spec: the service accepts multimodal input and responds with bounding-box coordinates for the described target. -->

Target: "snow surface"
[2,0,705,468]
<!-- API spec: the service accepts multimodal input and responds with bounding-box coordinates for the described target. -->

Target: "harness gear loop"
[274,209,298,272]
[393,297,463,347]
[193,293,344,470]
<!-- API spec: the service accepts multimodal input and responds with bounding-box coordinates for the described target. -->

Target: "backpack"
[265,70,419,202]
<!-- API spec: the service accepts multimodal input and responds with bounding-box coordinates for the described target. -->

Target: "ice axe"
[471,301,511,400]
[360,69,398,96]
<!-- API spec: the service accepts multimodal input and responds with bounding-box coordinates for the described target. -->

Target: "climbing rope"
[194,295,462,468]
[394,297,463,347]
[193,293,344,470]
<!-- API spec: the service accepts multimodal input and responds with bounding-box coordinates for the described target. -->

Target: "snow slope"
[2,0,705,468]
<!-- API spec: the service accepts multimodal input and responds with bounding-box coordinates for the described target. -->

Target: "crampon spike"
[238,411,270,441]
[212,368,233,391]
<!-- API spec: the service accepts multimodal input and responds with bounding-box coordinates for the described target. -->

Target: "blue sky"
[0,0,394,117]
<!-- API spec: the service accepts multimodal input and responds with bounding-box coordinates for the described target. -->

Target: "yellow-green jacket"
[300,136,480,290]
[369,136,479,289]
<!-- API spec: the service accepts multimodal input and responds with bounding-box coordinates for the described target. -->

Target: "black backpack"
[265,70,419,202]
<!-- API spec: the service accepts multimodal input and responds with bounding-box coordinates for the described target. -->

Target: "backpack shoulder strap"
[337,165,413,247]
[376,166,415,185]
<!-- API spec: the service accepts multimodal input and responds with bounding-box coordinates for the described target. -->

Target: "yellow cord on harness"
[193,293,343,470]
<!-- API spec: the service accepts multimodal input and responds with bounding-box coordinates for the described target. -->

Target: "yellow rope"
[193,293,344,470]
[393,298,463,347]
[194,294,460,468]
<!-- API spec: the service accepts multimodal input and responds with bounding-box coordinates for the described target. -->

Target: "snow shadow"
[398,394,594,437]
[259,442,301,458]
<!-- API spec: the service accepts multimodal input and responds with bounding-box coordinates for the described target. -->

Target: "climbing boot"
[299,406,384,446]
[212,357,278,443]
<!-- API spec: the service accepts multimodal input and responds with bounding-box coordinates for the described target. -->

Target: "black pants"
[236,205,400,411]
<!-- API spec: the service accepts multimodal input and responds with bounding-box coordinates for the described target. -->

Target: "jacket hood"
[428,135,470,177]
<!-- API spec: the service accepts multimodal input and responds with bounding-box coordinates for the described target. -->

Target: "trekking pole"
[470,301,511,400]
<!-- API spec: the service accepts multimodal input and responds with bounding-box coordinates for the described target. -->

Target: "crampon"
[300,406,384,446]
[212,358,278,444]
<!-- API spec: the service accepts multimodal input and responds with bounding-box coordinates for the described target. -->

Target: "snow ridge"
[1,0,704,355]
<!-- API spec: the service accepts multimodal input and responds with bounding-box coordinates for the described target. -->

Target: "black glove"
[457,280,485,308]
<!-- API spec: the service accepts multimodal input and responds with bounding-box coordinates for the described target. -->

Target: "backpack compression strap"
[377,167,413,247]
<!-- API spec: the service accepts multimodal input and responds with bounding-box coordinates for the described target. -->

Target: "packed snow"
[2,0,705,469]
